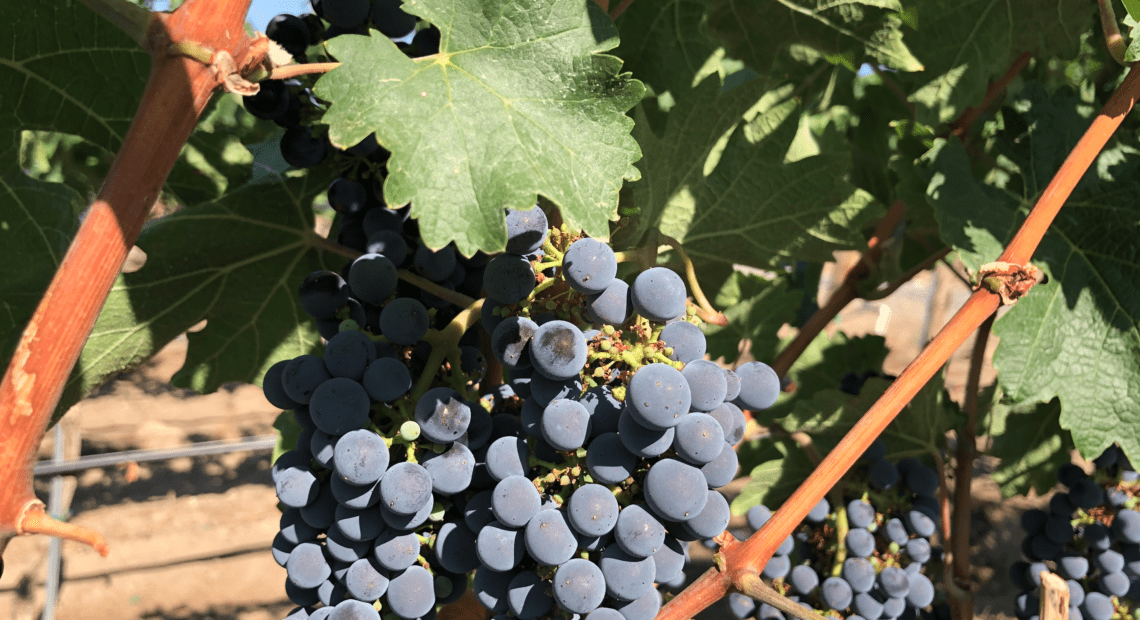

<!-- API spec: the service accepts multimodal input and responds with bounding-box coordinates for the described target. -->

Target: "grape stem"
[78,0,154,46]
[1099,0,1127,65]
[769,199,906,377]
[409,298,485,401]
[733,571,831,620]
[949,311,995,620]
[945,52,1033,140]
[657,63,1140,620]
[307,234,479,308]
[270,62,343,80]
[659,234,728,326]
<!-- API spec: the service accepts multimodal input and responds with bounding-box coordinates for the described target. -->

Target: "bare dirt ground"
[0,256,1046,620]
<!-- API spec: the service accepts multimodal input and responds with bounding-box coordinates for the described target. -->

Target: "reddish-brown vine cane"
[0,0,266,556]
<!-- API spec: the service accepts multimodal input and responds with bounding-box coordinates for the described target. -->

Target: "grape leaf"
[882,376,964,457]
[704,271,802,365]
[922,86,1140,464]
[0,2,149,153]
[313,0,645,256]
[612,0,718,97]
[273,410,304,464]
[0,134,85,393]
[904,0,1091,125]
[705,0,923,77]
[760,330,889,423]
[52,170,332,421]
[775,379,889,454]
[987,396,1071,497]
[731,437,815,515]
[630,74,884,269]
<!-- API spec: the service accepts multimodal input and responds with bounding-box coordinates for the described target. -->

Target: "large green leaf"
[922,84,1140,463]
[760,330,888,423]
[704,271,802,365]
[904,0,1091,125]
[987,396,1071,497]
[0,134,85,385]
[51,170,331,420]
[612,0,718,97]
[630,74,883,268]
[706,0,923,77]
[0,2,149,153]
[313,0,645,255]
[881,376,964,457]
[731,437,815,515]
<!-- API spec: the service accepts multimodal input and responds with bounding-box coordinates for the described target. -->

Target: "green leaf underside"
[923,84,1140,463]
[704,271,803,365]
[882,377,964,457]
[53,170,330,421]
[631,75,884,269]
[0,2,148,153]
[314,0,645,255]
[706,0,922,77]
[904,0,1091,125]
[988,397,1070,497]
[761,330,889,423]
[732,437,816,515]
[0,135,85,392]
[612,0,718,98]
[274,410,304,464]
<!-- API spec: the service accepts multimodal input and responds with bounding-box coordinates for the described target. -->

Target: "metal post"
[41,425,64,620]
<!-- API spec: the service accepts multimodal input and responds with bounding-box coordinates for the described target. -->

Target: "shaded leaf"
[314,0,645,255]
[777,379,888,453]
[706,0,922,77]
[54,170,332,420]
[0,135,84,387]
[705,271,802,365]
[274,410,304,464]
[922,84,1140,464]
[761,330,889,423]
[904,0,1091,125]
[882,375,964,456]
[987,397,1070,497]
[731,437,815,515]
[630,74,884,268]
[612,0,718,97]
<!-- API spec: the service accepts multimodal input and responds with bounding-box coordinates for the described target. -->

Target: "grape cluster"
[247,0,438,169]
[463,222,784,619]
[268,195,786,619]
[727,441,946,620]
[1011,445,1140,620]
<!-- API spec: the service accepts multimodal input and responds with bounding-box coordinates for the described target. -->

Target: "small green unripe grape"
[600,341,612,351]
[400,420,421,441]
[561,303,570,312]
[603,325,615,335]
[662,346,674,356]
[888,541,900,553]
[560,475,571,486]
[687,306,697,316]
[339,319,361,332]
[374,602,383,612]
[611,386,626,401]
[435,575,454,598]
[546,300,557,310]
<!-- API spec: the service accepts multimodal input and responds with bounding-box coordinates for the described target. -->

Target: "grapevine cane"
[0,0,264,555]
[656,62,1140,620]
